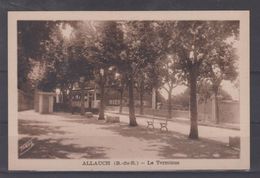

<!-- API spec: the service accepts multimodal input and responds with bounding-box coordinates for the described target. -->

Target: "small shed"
[35,91,55,114]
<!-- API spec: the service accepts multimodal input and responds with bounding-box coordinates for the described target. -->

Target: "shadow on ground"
[99,123,240,159]
[19,119,67,136]
[18,112,239,159]
[18,137,109,159]
[18,115,109,159]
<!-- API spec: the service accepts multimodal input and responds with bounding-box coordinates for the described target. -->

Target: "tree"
[159,54,181,119]
[172,21,239,139]
[59,21,115,117]
[134,68,152,115]
[109,70,128,114]
[171,89,190,110]
[18,21,82,94]
[118,21,163,126]
[204,41,238,123]
[197,79,213,121]
[99,22,125,120]
[219,88,233,100]
[146,59,164,110]
[37,26,68,92]
[94,67,109,120]
[18,21,58,92]
[39,21,95,113]
[197,79,212,102]
[117,74,127,114]
[81,21,126,120]
[69,42,94,115]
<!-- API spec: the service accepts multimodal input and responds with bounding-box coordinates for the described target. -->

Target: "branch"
[162,85,169,93]
[167,81,172,89]
[172,83,179,89]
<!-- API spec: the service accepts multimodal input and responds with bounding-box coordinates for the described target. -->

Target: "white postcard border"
[8,11,250,171]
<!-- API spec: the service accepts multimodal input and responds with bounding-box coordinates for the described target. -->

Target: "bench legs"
[160,123,168,132]
[147,120,168,131]
[147,121,154,129]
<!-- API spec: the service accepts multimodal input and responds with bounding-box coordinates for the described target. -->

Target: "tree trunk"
[168,89,172,119]
[98,76,105,120]
[119,89,123,114]
[140,92,144,115]
[68,88,73,113]
[139,82,144,115]
[80,86,85,115]
[155,89,158,109]
[214,90,220,124]
[203,100,207,122]
[189,65,199,139]
[128,74,138,126]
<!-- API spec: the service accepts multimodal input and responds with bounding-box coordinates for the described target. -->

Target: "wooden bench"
[159,119,168,132]
[85,112,93,118]
[146,119,155,129]
[106,115,120,123]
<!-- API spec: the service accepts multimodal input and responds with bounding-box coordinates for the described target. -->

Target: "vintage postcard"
[8,11,250,171]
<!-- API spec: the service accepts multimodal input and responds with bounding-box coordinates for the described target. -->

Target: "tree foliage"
[167,21,239,139]
[18,21,58,91]
[18,20,239,136]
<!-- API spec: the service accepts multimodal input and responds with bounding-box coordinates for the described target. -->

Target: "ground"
[18,110,239,159]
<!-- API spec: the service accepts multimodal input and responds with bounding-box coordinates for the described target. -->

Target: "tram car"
[71,87,100,114]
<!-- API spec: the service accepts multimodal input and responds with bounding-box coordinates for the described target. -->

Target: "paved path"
[18,110,239,159]
[106,111,240,144]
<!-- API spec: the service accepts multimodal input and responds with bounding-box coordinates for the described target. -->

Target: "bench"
[146,119,155,129]
[85,112,93,118]
[159,119,168,132]
[106,115,120,123]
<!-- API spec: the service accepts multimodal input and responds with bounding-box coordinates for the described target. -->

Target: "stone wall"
[198,99,239,124]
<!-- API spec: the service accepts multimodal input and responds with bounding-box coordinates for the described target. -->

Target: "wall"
[18,90,33,111]
[105,88,152,107]
[107,99,239,124]
[219,100,240,123]
[106,106,189,118]
[198,99,240,124]
[38,92,55,114]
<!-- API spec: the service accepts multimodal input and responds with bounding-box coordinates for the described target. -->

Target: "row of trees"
[18,20,239,139]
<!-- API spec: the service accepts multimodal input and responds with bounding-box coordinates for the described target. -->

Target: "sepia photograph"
[8,11,250,171]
